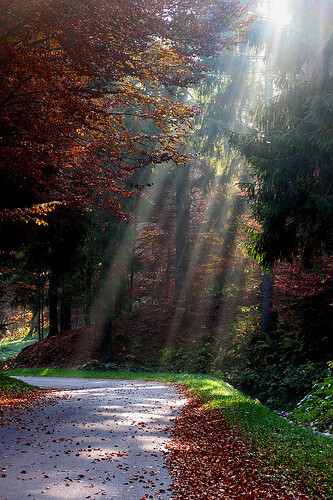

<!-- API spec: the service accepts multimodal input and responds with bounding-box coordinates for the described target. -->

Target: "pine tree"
[226,0,333,269]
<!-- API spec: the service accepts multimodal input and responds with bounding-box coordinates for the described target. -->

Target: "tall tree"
[226,0,333,269]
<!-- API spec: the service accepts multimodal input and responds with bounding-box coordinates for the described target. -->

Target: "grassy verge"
[0,337,38,361]
[0,371,37,395]
[8,367,333,497]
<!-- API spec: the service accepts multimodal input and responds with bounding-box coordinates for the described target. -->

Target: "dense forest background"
[1,0,332,411]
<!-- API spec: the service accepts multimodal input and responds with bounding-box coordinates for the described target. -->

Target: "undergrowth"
[290,374,333,433]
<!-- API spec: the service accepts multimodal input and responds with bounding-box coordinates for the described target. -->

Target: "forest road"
[0,377,187,500]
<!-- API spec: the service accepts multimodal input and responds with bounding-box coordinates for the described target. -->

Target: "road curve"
[0,377,187,500]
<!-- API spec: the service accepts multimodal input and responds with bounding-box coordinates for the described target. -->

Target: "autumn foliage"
[0,0,249,222]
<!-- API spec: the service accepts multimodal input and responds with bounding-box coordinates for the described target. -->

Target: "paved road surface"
[0,377,187,500]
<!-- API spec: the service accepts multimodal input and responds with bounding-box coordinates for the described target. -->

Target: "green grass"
[7,367,333,497]
[0,371,37,394]
[0,337,38,361]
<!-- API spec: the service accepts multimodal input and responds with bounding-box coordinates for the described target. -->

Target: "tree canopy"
[0,0,249,224]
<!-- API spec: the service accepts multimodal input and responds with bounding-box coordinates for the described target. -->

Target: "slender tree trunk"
[37,271,42,341]
[102,318,113,361]
[129,267,134,311]
[60,289,72,332]
[128,224,136,312]
[48,270,59,336]
[28,311,38,337]
[165,245,172,302]
[41,281,44,340]
[261,8,275,333]
[261,271,277,331]
[151,238,156,304]
[38,290,41,342]
[84,271,92,326]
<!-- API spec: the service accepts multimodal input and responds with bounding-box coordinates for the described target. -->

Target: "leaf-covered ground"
[167,396,323,499]
[0,373,52,427]
[2,370,332,498]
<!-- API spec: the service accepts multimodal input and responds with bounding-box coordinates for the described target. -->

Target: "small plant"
[160,347,189,372]
[290,369,333,433]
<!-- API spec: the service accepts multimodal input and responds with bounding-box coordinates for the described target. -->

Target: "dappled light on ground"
[0,377,187,499]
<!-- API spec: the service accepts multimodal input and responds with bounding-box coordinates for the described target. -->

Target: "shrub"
[226,361,326,410]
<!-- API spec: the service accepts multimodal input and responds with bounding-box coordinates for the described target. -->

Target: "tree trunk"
[84,270,92,326]
[102,319,113,361]
[28,311,39,337]
[41,280,45,340]
[60,289,72,332]
[165,245,172,301]
[260,12,276,333]
[38,303,41,341]
[48,270,59,336]
[261,271,277,331]
[128,222,137,312]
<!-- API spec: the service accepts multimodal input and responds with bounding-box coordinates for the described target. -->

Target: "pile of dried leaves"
[166,397,320,499]
[0,326,102,369]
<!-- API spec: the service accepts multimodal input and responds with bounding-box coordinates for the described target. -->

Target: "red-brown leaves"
[167,397,314,499]
[0,388,52,427]
[274,258,333,300]
[0,0,251,221]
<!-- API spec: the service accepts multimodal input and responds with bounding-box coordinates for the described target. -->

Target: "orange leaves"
[0,202,63,226]
[0,385,53,427]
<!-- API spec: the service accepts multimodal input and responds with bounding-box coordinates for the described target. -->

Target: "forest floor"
[167,396,315,499]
